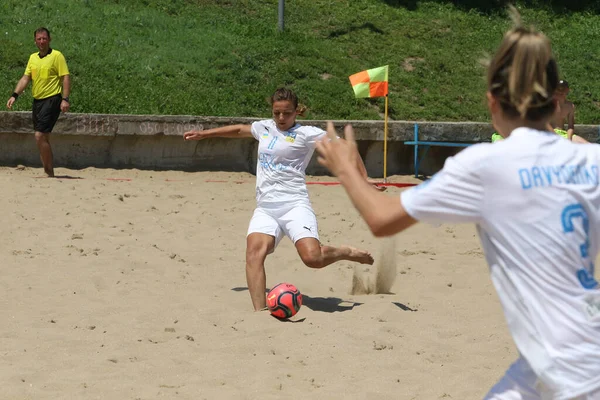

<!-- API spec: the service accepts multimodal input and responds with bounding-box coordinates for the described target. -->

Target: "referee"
[6,27,71,177]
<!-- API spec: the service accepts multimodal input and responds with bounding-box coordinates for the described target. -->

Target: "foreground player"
[184,88,374,311]
[316,12,600,400]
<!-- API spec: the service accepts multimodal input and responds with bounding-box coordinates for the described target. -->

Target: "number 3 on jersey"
[561,204,599,289]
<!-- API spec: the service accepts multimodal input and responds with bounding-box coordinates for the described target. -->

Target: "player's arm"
[60,74,71,112]
[6,75,31,109]
[183,124,252,141]
[316,128,386,191]
[337,162,415,236]
[316,122,417,237]
[567,103,575,141]
[355,150,386,191]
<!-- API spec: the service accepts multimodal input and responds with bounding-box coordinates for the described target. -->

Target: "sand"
[1,166,516,400]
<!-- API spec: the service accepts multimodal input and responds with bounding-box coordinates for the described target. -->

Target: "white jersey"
[250,119,326,206]
[401,127,600,399]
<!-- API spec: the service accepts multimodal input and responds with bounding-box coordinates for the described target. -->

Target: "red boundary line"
[31,177,418,188]
[307,182,417,188]
[205,179,417,188]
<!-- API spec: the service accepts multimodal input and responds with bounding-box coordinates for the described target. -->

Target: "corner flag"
[349,65,389,98]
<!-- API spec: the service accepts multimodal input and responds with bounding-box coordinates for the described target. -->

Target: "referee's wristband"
[62,97,70,103]
[11,92,18,99]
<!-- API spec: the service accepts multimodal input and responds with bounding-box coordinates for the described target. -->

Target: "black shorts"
[32,94,62,133]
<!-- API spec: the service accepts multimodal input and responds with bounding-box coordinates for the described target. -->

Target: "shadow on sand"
[231,287,363,314]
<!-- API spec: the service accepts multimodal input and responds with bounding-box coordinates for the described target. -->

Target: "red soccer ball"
[267,283,303,319]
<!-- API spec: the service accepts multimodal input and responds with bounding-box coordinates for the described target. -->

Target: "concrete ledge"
[1,112,598,177]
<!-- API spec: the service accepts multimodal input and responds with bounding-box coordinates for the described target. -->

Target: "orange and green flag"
[349,65,389,98]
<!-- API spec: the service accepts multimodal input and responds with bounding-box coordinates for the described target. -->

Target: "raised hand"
[316,121,359,178]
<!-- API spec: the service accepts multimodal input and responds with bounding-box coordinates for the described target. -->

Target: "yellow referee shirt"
[24,49,69,100]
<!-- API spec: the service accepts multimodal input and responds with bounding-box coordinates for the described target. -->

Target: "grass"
[1,0,599,123]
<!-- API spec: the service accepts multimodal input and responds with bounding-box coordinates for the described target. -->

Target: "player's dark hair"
[557,80,570,92]
[270,88,307,116]
[34,27,51,38]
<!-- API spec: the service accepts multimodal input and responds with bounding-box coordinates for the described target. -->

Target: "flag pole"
[383,95,389,183]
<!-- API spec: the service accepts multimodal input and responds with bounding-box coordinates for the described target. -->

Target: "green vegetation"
[1,0,599,123]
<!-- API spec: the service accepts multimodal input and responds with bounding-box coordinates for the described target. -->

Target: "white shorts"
[485,357,600,400]
[247,202,319,248]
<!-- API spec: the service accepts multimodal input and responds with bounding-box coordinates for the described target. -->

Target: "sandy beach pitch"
[1,166,517,399]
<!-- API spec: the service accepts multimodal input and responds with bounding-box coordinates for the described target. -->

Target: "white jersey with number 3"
[401,128,600,399]
[251,119,325,206]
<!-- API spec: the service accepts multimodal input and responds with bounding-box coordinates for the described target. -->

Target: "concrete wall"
[1,111,599,177]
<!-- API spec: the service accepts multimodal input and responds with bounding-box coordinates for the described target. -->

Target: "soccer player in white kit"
[184,88,375,311]
[315,11,600,400]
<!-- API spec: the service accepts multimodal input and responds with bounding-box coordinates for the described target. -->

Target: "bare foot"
[343,246,374,265]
